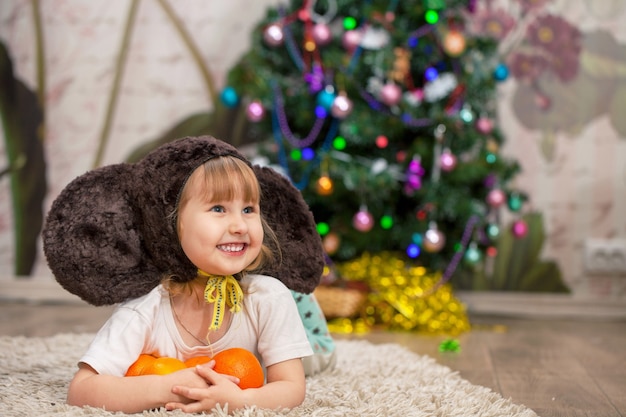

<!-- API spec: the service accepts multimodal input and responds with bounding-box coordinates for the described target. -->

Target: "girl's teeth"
[218,244,244,252]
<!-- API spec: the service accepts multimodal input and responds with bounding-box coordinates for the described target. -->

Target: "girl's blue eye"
[210,205,224,213]
[243,206,255,214]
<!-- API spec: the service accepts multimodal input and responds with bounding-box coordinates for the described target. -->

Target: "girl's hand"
[67,363,218,413]
[165,358,305,413]
[165,363,245,413]
[167,366,207,385]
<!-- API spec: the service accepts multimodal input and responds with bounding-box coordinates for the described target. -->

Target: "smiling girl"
[43,137,334,414]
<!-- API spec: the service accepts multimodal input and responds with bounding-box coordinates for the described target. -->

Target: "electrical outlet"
[584,239,626,274]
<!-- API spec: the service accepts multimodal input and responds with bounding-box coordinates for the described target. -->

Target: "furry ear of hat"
[43,136,324,306]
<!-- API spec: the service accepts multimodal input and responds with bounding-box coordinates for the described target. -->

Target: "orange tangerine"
[184,355,213,368]
[212,347,264,389]
[144,356,187,375]
[125,354,157,376]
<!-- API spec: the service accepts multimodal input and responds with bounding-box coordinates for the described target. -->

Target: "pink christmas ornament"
[410,88,424,104]
[440,148,457,172]
[263,23,284,47]
[407,174,422,190]
[246,100,265,122]
[297,8,310,21]
[512,219,528,238]
[312,23,332,46]
[380,83,402,106]
[330,95,353,119]
[353,209,374,232]
[476,117,494,134]
[405,156,425,191]
[408,158,424,174]
[487,189,506,208]
[342,30,362,52]
[375,135,389,148]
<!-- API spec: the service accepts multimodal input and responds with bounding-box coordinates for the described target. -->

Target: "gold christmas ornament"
[322,232,341,254]
[316,175,334,195]
[389,47,411,83]
[443,30,466,57]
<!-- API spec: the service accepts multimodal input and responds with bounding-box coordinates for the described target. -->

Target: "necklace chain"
[170,297,209,346]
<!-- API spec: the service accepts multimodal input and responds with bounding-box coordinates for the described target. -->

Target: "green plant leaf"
[489,212,568,293]
[125,113,214,163]
[517,261,568,292]
[492,223,514,289]
[125,100,259,163]
[0,41,46,275]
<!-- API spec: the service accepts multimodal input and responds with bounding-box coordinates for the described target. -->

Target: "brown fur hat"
[43,136,324,306]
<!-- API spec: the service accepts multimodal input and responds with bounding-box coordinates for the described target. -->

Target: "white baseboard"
[457,291,626,320]
[0,275,87,304]
[2,277,625,319]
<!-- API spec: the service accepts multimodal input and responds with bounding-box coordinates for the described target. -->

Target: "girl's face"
[177,164,264,276]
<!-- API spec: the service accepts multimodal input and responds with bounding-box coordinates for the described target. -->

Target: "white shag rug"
[0,333,537,417]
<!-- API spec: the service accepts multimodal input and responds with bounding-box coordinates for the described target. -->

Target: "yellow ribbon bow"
[199,270,243,331]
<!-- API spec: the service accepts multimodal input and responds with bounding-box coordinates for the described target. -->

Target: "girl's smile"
[217,243,247,253]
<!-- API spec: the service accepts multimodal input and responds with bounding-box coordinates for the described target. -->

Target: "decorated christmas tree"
[226,0,528,288]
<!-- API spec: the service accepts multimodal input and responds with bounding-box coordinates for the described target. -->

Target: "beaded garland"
[271,83,339,190]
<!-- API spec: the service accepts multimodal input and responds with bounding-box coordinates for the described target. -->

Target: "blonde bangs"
[199,156,260,204]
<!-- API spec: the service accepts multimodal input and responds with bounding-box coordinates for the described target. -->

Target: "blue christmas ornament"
[464,243,482,264]
[425,67,439,81]
[406,243,421,258]
[493,63,509,82]
[317,87,337,110]
[220,87,239,107]
[459,107,473,123]
[486,223,500,239]
[315,105,328,119]
[301,147,315,161]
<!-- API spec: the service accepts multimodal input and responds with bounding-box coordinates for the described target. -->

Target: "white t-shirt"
[80,274,314,377]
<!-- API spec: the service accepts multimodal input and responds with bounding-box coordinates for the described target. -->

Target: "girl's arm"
[67,363,210,414]
[166,358,306,413]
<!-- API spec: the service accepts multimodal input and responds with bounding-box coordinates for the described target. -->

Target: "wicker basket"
[314,285,367,318]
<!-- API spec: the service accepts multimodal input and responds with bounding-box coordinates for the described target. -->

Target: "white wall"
[1,0,624,299]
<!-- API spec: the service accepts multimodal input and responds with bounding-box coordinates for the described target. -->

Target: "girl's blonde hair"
[165,156,281,295]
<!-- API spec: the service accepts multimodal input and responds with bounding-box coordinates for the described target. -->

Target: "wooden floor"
[0,300,624,417]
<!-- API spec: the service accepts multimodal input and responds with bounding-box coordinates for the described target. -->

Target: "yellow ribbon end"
[199,270,243,331]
